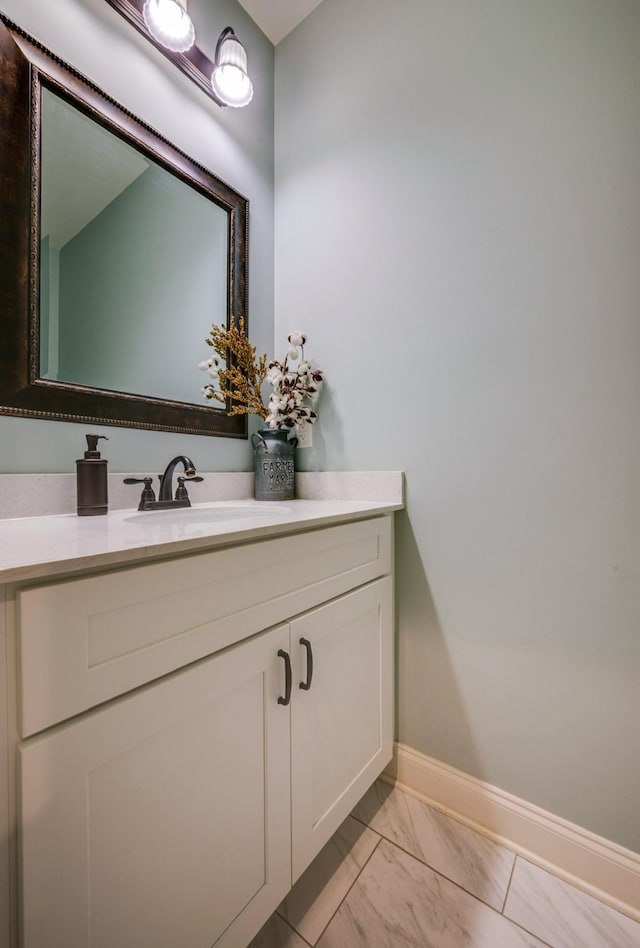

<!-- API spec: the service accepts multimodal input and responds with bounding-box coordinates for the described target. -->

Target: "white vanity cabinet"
[10,515,394,948]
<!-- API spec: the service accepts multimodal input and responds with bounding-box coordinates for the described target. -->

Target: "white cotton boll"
[266,366,283,386]
[197,359,213,371]
[288,331,306,347]
[287,346,299,361]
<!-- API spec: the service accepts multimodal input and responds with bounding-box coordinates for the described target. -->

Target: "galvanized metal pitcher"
[251,428,297,501]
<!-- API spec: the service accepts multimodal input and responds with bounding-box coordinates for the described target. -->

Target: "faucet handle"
[175,475,203,502]
[123,477,157,509]
[124,476,154,489]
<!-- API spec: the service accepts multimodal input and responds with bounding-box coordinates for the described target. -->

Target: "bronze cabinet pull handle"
[299,637,313,691]
[277,649,292,706]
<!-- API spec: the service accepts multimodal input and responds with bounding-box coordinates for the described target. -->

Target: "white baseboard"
[384,742,640,923]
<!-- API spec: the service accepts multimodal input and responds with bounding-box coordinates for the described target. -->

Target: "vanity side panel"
[0,582,18,948]
[18,517,392,736]
[0,585,8,947]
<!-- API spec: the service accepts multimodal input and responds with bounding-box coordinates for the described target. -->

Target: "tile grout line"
[368,834,558,948]
[495,856,558,947]
[349,812,369,831]
[274,909,313,947]
[306,834,384,946]
[350,816,511,915]
[501,852,518,915]
[504,912,556,948]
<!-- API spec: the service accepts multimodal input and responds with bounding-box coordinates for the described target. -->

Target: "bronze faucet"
[158,455,197,502]
[124,455,202,511]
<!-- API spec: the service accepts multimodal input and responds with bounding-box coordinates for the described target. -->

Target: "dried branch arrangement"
[200,323,324,430]
[201,317,269,420]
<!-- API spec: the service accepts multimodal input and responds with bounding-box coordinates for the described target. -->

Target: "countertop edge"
[0,500,403,585]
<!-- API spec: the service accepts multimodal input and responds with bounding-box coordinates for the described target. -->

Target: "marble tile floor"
[249,780,640,948]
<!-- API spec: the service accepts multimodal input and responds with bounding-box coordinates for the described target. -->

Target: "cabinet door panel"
[19,626,291,948]
[290,578,393,881]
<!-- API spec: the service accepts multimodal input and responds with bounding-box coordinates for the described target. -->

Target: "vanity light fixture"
[211,27,254,108]
[142,0,195,53]
[104,0,253,108]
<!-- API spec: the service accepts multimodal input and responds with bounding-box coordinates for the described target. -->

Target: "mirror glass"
[39,88,227,405]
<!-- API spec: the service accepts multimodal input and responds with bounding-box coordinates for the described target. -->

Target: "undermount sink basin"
[124,502,291,527]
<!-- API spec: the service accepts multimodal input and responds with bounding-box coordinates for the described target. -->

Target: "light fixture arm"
[214,26,235,62]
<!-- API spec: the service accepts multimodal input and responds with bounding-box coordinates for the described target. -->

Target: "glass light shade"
[211,33,254,108]
[142,0,195,53]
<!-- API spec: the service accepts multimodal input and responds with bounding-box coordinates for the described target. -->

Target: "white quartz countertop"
[0,497,402,584]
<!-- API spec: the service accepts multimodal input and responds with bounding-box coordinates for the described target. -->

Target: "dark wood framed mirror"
[0,15,248,438]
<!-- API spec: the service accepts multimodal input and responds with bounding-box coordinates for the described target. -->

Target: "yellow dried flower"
[204,317,268,420]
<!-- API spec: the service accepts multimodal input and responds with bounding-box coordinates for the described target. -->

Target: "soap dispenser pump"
[76,434,109,516]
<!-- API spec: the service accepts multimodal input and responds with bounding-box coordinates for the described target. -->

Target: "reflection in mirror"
[39,88,228,405]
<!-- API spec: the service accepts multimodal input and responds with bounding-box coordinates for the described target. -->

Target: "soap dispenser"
[76,434,109,516]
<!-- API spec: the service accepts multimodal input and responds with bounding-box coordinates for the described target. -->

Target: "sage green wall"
[0,0,274,473]
[275,0,640,851]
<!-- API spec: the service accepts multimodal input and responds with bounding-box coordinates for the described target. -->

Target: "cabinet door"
[19,625,291,948]
[290,577,393,881]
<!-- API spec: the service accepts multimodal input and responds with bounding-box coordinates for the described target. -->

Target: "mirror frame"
[0,15,249,438]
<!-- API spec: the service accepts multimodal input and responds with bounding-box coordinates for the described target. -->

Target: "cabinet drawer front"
[18,516,391,736]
